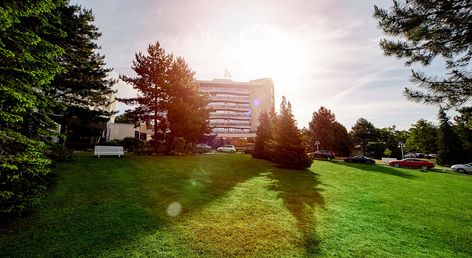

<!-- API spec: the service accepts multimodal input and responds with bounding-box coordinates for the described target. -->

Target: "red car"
[389,158,434,170]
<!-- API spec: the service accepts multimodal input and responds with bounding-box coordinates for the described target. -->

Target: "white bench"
[94,146,124,158]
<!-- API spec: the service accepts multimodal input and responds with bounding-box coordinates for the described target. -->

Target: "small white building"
[105,122,154,142]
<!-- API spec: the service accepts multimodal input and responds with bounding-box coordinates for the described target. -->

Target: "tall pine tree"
[119,42,209,153]
[437,109,464,165]
[252,111,272,159]
[0,0,64,216]
[374,1,472,107]
[44,3,116,146]
[270,97,311,169]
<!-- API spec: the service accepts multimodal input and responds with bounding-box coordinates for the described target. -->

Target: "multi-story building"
[197,78,274,146]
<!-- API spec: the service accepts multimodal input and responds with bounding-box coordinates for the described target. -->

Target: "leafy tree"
[309,107,336,150]
[437,109,464,165]
[269,97,311,169]
[43,3,116,146]
[350,118,378,156]
[119,42,209,153]
[374,1,472,107]
[252,111,272,159]
[0,1,64,216]
[332,122,352,157]
[405,119,438,154]
[308,106,352,156]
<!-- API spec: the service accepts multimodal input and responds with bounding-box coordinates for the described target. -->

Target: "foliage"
[405,119,437,153]
[252,111,273,159]
[308,107,352,156]
[367,126,409,159]
[121,137,141,152]
[119,42,209,153]
[454,107,472,159]
[44,144,73,162]
[44,3,116,146]
[331,122,353,157]
[115,113,135,124]
[0,1,64,216]
[350,118,378,155]
[374,0,472,107]
[269,97,311,169]
[308,107,336,150]
[436,109,465,165]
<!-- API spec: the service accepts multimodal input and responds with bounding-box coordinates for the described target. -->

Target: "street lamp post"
[315,140,320,151]
[398,142,405,159]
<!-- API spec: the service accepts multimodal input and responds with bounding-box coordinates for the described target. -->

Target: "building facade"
[197,78,274,145]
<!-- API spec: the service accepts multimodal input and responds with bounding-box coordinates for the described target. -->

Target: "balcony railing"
[208,104,250,110]
[210,113,250,118]
[208,95,250,102]
[209,122,251,127]
[201,88,250,94]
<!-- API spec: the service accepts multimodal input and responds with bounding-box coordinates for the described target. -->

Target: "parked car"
[389,158,434,170]
[343,155,375,164]
[310,150,335,160]
[451,163,472,174]
[195,143,212,152]
[217,145,236,153]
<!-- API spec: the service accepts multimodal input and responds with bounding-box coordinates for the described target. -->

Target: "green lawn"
[0,154,471,257]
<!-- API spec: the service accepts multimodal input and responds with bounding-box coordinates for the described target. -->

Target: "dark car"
[311,150,335,160]
[343,155,375,164]
[389,158,434,170]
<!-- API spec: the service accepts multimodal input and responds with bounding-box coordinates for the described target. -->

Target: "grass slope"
[0,154,470,257]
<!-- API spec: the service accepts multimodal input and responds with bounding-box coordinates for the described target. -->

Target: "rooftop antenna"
[224,69,232,80]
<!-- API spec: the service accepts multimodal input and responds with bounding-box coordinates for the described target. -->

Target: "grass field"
[0,153,471,257]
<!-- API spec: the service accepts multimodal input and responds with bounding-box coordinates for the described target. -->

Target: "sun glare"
[222,25,310,80]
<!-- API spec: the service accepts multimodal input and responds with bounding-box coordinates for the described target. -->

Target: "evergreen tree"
[252,111,272,159]
[308,106,336,150]
[405,119,438,154]
[332,122,352,157]
[44,3,116,146]
[119,42,173,152]
[119,42,208,153]
[454,107,472,158]
[437,109,464,165]
[350,118,378,156]
[269,97,311,169]
[0,1,64,216]
[374,1,472,107]
[165,57,209,151]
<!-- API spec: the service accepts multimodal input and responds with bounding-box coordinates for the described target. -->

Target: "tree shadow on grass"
[334,161,418,179]
[266,167,325,255]
[0,154,171,256]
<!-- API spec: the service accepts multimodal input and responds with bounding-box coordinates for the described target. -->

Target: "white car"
[451,163,472,173]
[217,145,236,153]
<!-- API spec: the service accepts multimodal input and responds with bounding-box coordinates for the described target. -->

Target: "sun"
[220,24,316,93]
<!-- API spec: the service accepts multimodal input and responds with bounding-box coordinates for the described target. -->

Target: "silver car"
[451,163,472,173]
[217,145,236,153]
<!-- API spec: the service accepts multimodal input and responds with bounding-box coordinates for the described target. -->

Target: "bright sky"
[72,0,441,130]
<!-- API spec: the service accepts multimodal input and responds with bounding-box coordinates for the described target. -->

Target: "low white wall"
[107,123,135,141]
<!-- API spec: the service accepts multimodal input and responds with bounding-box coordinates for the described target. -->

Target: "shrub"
[121,137,141,152]
[44,144,73,162]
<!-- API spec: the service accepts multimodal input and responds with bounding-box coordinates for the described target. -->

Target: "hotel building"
[197,78,274,145]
